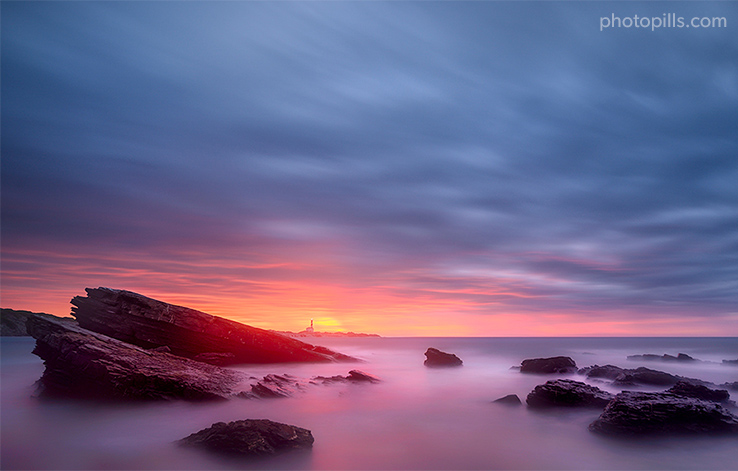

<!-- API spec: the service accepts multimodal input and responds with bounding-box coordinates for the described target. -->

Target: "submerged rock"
[520,356,577,374]
[424,347,463,367]
[71,287,356,366]
[526,379,613,408]
[26,314,242,401]
[178,419,314,457]
[346,370,381,382]
[589,391,738,435]
[493,394,522,406]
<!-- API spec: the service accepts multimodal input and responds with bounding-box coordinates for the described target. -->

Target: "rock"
[722,359,738,365]
[312,370,381,385]
[667,381,732,404]
[424,347,463,367]
[71,288,356,366]
[627,353,698,362]
[613,367,688,387]
[250,374,301,398]
[589,391,738,435]
[26,314,242,401]
[346,370,381,382]
[578,364,626,380]
[526,379,614,408]
[520,356,577,374]
[721,382,738,391]
[493,394,522,406]
[1,308,33,336]
[1,309,67,336]
[178,419,314,457]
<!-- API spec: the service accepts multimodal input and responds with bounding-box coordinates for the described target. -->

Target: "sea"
[2,336,737,470]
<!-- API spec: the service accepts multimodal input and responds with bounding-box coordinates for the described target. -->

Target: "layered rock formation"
[424,347,463,367]
[520,356,577,374]
[178,419,314,457]
[589,391,738,435]
[71,288,356,365]
[27,314,242,401]
[526,379,613,408]
[627,353,698,362]
[1,308,42,336]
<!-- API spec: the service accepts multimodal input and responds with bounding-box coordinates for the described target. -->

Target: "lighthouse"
[305,318,314,334]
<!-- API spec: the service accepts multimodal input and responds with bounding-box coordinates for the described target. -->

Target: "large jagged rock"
[179,419,314,457]
[26,314,243,401]
[423,347,463,367]
[526,379,614,408]
[520,356,577,374]
[70,288,356,366]
[589,391,738,435]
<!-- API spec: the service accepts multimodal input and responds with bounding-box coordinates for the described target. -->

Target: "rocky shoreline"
[4,291,738,461]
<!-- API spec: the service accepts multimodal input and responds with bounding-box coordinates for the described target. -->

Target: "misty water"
[2,337,737,470]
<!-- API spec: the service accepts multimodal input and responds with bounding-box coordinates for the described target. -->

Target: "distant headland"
[273,319,380,338]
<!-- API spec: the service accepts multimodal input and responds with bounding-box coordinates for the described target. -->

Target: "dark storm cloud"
[2,1,737,321]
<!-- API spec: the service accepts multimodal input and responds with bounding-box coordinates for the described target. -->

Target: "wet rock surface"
[589,391,738,435]
[26,314,243,401]
[71,287,356,366]
[520,356,577,374]
[424,347,463,367]
[526,379,614,408]
[178,419,314,457]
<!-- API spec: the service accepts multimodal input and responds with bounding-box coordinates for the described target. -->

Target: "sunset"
[2,1,738,470]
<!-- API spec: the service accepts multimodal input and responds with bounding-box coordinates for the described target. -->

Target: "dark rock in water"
[250,374,301,398]
[723,359,738,365]
[721,382,738,391]
[520,356,577,374]
[589,391,738,435]
[179,419,314,457]
[424,347,463,367]
[245,370,382,399]
[627,353,698,362]
[613,367,685,387]
[581,365,713,389]
[526,379,613,408]
[667,381,732,404]
[312,370,381,385]
[26,314,242,401]
[346,370,381,382]
[71,287,356,366]
[493,394,522,406]
[578,364,626,380]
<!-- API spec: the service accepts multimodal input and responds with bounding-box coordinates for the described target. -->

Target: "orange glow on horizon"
[2,246,736,337]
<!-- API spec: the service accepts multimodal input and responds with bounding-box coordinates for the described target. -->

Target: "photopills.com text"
[600,13,727,31]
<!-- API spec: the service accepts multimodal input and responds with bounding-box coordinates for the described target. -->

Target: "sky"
[2,1,737,336]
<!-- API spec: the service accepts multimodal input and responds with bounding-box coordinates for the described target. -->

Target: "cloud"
[2,1,737,334]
